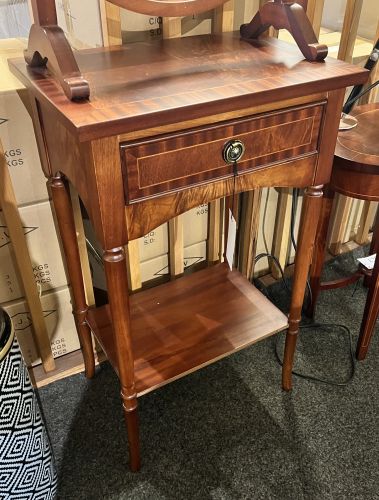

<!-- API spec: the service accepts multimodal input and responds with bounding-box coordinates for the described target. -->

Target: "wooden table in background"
[309,103,379,360]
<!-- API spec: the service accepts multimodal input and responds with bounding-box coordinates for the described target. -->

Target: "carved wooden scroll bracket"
[25,24,90,101]
[241,0,328,62]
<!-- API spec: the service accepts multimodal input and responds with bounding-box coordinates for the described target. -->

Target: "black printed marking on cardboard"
[154,256,205,277]
[11,309,56,331]
[0,226,38,248]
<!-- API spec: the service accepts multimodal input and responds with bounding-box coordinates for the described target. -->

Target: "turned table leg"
[282,185,323,391]
[49,174,95,379]
[306,186,335,318]
[356,216,379,360]
[103,247,140,472]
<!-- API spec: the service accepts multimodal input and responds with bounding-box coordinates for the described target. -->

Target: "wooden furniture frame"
[10,0,367,472]
[308,103,379,361]
[26,0,233,100]
[25,0,227,386]
[241,0,328,62]
[26,0,328,101]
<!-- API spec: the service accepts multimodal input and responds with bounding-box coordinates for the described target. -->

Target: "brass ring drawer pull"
[223,139,245,164]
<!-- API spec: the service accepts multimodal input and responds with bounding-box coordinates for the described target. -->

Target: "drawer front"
[121,103,324,203]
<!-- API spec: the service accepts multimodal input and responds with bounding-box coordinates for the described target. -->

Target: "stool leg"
[282,185,323,391]
[49,174,95,379]
[356,249,379,361]
[306,186,335,318]
[103,247,140,472]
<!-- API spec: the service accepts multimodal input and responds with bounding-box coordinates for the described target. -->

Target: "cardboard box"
[121,10,162,43]
[87,222,170,288]
[56,0,104,49]
[139,206,208,282]
[121,10,212,43]
[184,241,207,270]
[90,241,208,288]
[181,13,212,37]
[0,2,30,39]
[0,201,68,302]
[0,39,48,206]
[139,204,208,263]
[183,204,208,247]
[139,223,168,262]
[3,285,80,367]
[140,240,207,283]
[140,253,169,283]
[0,91,49,205]
[85,202,209,288]
[0,38,28,93]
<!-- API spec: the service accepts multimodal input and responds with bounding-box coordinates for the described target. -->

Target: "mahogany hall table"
[9,33,367,471]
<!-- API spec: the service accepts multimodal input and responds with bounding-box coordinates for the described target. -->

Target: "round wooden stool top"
[332,103,379,201]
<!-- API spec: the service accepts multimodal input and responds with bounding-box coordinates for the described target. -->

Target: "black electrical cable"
[290,188,299,252]
[253,252,356,386]
[342,38,379,114]
[86,237,103,267]
[254,252,291,293]
[254,190,357,386]
[254,252,312,311]
[275,323,356,386]
[343,79,379,114]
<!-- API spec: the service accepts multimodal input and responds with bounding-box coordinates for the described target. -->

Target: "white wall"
[322,0,378,40]
[0,0,30,38]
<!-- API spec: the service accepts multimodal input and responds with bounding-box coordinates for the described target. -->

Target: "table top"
[9,32,367,142]
[336,103,379,168]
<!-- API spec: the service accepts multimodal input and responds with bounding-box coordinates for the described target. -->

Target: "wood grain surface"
[102,246,140,471]
[336,104,379,168]
[87,263,288,396]
[331,104,379,200]
[49,175,95,379]
[30,0,57,25]
[9,33,367,142]
[0,141,55,372]
[124,155,317,240]
[121,103,323,202]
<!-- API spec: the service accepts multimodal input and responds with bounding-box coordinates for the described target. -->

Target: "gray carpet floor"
[38,248,379,500]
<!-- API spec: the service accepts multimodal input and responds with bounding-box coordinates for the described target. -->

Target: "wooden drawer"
[120,103,324,203]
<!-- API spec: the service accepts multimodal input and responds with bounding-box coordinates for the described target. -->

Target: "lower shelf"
[86,263,288,396]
